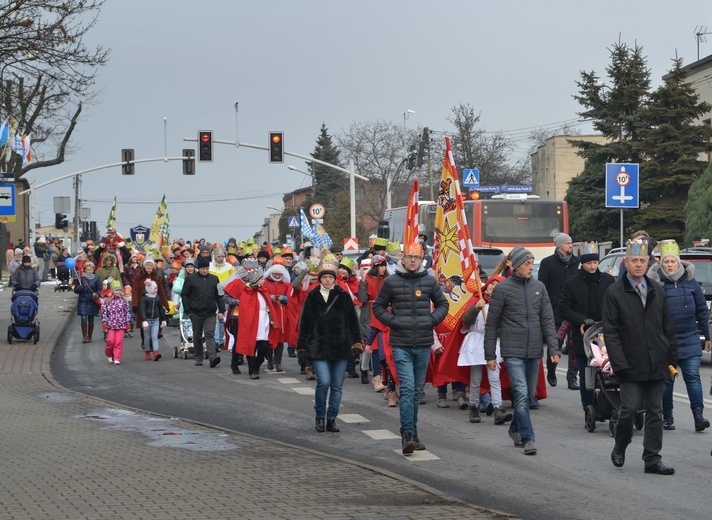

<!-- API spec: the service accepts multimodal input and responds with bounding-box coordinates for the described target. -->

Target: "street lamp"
[288,164,315,198]
[386,109,415,210]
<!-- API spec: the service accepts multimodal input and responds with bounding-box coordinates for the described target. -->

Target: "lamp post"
[387,109,415,209]
[287,164,314,199]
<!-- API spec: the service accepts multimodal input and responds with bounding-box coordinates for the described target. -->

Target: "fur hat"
[510,246,534,271]
[318,262,337,280]
[197,256,211,269]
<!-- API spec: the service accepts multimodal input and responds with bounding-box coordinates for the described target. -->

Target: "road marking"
[277,377,302,384]
[362,429,400,440]
[394,449,440,461]
[338,413,369,423]
[291,387,313,395]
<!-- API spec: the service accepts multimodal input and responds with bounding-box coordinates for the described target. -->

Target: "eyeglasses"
[404,255,422,261]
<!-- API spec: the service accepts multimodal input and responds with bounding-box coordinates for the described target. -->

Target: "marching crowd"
[7,226,710,469]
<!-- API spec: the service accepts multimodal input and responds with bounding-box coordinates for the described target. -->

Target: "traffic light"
[121,149,134,175]
[54,213,68,229]
[406,144,416,170]
[269,132,284,164]
[182,149,195,175]
[198,131,213,162]
[469,190,481,200]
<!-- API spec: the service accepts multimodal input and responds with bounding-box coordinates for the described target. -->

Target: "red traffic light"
[269,131,284,164]
[201,133,211,142]
[469,191,481,200]
[271,134,282,144]
[198,130,213,162]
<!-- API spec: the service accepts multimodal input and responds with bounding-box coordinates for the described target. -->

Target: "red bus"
[381,195,568,260]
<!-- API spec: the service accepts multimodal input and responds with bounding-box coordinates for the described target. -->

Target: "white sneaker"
[114,360,121,365]
[107,357,113,363]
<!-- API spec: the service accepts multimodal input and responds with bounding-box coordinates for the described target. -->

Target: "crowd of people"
[8,226,709,468]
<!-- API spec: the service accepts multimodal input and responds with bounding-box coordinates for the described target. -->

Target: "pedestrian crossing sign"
[288,216,300,228]
[463,168,480,187]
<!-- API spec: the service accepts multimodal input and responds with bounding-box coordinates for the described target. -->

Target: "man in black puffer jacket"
[373,242,448,455]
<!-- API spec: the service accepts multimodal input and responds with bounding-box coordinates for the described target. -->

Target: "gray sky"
[31,0,712,243]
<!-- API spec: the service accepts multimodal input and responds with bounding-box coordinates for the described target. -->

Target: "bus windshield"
[480,201,565,243]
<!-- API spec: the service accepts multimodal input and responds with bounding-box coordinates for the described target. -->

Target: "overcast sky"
[31,0,712,243]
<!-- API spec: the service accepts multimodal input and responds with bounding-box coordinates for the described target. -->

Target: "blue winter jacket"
[648,262,710,359]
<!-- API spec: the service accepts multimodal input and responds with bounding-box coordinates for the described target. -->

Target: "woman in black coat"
[298,262,362,433]
[74,261,102,343]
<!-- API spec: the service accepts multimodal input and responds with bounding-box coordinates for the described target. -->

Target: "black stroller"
[583,322,644,435]
[54,258,71,292]
[8,289,40,344]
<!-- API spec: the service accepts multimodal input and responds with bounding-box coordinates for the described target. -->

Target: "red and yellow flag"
[403,179,419,246]
[432,137,480,331]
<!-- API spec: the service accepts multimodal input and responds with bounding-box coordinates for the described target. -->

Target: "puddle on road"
[76,407,238,451]
[37,392,79,403]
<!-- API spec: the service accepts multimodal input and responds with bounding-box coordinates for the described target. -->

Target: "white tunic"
[457,303,502,366]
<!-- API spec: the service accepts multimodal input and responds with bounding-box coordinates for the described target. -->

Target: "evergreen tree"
[571,42,650,164]
[685,161,712,244]
[632,57,712,242]
[324,191,367,246]
[310,124,345,213]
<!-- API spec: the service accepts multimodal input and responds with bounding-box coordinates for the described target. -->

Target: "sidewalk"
[0,283,513,520]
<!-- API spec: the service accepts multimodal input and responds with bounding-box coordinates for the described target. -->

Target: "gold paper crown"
[373,237,388,247]
[109,280,122,291]
[404,242,424,257]
[580,242,598,256]
[659,239,680,258]
[626,239,648,257]
[386,241,402,254]
[339,256,356,273]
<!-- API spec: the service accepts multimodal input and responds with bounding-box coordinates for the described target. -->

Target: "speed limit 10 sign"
[309,203,326,219]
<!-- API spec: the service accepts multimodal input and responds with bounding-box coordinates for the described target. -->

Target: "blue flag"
[300,207,315,239]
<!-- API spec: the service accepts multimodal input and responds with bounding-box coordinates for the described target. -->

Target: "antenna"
[694,25,712,61]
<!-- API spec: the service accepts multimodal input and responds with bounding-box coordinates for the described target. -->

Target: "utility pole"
[73,175,81,254]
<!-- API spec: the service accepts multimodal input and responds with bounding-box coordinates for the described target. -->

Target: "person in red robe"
[262,262,293,373]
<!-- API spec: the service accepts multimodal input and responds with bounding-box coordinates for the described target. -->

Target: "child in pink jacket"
[101,280,133,364]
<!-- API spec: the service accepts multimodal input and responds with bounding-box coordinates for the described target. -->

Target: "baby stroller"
[54,260,71,292]
[173,301,207,359]
[583,322,644,435]
[8,289,40,344]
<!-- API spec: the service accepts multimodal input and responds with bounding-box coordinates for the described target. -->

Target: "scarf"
[555,248,575,265]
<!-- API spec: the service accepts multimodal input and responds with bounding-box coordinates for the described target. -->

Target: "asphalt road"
[53,316,712,520]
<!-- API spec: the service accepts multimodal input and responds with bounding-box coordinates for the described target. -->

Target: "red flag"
[403,179,419,246]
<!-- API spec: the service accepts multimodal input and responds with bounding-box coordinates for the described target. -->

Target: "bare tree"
[336,120,418,224]
[448,103,531,186]
[0,0,109,179]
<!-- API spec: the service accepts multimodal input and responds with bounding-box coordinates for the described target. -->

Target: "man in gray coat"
[373,242,448,455]
[484,246,560,456]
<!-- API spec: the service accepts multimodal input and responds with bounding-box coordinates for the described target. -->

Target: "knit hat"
[144,280,158,295]
[318,262,337,280]
[257,250,270,260]
[510,246,534,271]
[143,256,156,266]
[553,232,572,248]
[197,256,210,269]
[371,254,387,266]
[22,255,31,264]
[14,248,22,256]
[659,239,680,264]
[579,242,600,264]
[198,245,211,255]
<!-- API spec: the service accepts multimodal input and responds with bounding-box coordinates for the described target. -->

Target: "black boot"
[402,432,416,454]
[326,419,340,432]
[360,368,369,384]
[663,409,675,430]
[315,417,325,433]
[693,407,710,432]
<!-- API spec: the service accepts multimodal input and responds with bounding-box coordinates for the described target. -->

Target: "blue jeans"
[391,346,430,436]
[215,317,225,346]
[663,355,704,411]
[142,319,160,351]
[312,358,348,420]
[504,357,540,445]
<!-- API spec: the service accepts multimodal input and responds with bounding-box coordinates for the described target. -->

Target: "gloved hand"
[142,321,148,329]
[29,284,37,291]
[351,342,363,357]
[583,318,596,328]
[160,321,166,329]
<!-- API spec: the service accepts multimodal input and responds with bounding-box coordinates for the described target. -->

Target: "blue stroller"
[8,289,40,344]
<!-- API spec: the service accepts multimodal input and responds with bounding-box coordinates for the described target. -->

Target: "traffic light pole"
[184,136,368,239]
[19,156,187,252]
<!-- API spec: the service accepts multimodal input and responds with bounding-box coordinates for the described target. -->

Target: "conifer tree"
[684,161,712,244]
